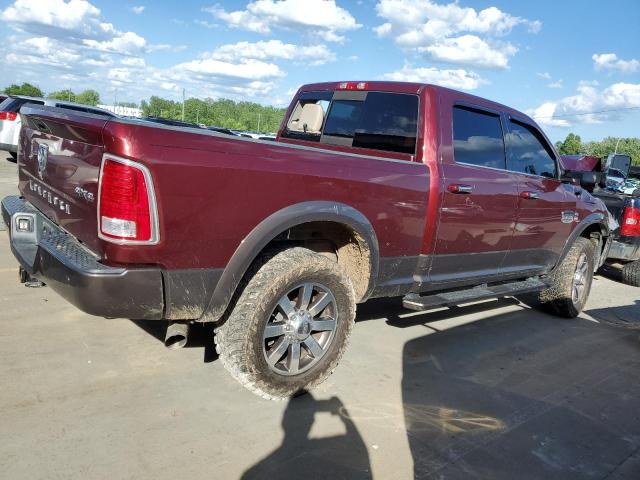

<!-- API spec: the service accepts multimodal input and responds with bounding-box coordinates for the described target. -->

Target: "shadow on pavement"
[585,299,640,330]
[400,309,640,479]
[242,393,372,480]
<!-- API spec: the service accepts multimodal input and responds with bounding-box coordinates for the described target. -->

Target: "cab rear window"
[283,91,419,156]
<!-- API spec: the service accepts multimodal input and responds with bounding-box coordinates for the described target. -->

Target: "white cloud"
[131,6,145,15]
[173,58,284,81]
[382,65,485,90]
[537,72,551,80]
[421,35,517,69]
[593,53,639,73]
[208,40,335,66]
[206,0,361,42]
[83,31,146,55]
[374,0,539,69]
[530,81,640,127]
[547,80,563,89]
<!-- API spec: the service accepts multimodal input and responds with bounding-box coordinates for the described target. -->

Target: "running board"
[402,277,548,312]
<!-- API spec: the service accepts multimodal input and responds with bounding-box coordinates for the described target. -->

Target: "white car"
[0,96,116,162]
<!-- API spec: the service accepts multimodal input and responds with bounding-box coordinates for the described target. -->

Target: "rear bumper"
[608,236,640,262]
[2,195,164,320]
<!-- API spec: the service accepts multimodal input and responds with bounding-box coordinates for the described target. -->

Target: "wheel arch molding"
[201,201,380,322]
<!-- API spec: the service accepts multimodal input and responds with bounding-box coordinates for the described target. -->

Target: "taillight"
[620,206,640,236]
[0,111,17,121]
[98,155,159,244]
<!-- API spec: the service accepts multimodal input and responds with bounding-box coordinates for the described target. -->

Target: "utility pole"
[68,87,71,102]
[182,88,186,121]
[257,112,261,132]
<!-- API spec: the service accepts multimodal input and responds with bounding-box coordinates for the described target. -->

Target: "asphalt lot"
[0,150,639,479]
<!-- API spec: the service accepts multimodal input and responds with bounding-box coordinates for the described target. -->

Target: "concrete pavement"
[0,151,639,479]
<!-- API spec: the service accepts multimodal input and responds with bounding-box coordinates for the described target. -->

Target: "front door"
[501,116,576,274]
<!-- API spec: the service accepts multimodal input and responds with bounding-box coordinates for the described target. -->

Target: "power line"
[533,106,640,119]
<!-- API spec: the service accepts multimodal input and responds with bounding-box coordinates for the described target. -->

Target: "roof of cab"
[296,81,538,126]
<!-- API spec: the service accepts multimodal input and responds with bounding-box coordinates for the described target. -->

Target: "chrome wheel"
[572,252,589,304]
[263,283,338,376]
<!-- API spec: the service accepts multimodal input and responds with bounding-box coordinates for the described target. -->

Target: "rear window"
[452,105,506,169]
[0,97,44,112]
[324,92,418,154]
[283,90,419,155]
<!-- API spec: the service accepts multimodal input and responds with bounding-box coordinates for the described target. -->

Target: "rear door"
[501,116,576,273]
[428,103,520,286]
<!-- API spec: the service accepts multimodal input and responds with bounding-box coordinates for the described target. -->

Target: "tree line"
[555,133,640,165]
[2,82,101,106]
[140,96,286,133]
[2,82,286,133]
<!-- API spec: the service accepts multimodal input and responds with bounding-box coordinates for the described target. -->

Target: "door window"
[452,106,506,169]
[506,120,557,178]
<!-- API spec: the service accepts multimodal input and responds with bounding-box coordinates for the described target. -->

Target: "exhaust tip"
[165,322,190,350]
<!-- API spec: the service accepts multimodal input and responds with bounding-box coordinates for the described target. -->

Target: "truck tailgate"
[18,105,108,255]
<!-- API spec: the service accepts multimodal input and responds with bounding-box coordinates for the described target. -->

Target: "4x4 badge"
[37,143,49,179]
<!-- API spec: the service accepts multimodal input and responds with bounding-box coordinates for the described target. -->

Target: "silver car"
[0,96,116,162]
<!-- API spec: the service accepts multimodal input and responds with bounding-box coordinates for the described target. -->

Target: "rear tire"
[214,247,356,400]
[622,260,640,287]
[539,237,595,318]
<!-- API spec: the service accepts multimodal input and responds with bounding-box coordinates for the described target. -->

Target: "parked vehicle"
[0,96,116,162]
[561,154,640,286]
[3,81,611,399]
[0,94,7,103]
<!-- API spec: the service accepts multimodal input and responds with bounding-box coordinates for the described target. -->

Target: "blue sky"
[1,0,639,142]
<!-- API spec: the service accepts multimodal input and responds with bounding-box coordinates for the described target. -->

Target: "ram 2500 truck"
[2,82,610,399]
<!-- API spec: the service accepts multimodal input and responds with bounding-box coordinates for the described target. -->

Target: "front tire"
[539,237,595,318]
[215,247,356,400]
[622,260,640,287]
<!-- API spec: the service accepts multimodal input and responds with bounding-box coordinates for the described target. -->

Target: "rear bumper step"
[2,195,164,320]
[402,277,548,311]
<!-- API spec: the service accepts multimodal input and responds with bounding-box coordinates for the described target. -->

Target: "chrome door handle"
[520,191,539,199]
[448,184,473,194]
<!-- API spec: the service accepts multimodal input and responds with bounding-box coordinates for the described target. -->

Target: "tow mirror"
[561,171,598,192]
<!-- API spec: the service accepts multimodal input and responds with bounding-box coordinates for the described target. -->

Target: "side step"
[402,277,548,312]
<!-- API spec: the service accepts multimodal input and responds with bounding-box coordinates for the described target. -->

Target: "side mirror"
[561,170,598,191]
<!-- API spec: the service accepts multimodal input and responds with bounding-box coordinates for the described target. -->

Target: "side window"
[452,105,506,169]
[506,120,557,178]
[323,92,418,154]
[282,91,333,142]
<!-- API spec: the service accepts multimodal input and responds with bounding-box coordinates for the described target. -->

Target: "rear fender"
[201,201,379,322]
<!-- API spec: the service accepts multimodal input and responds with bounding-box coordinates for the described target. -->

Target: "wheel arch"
[556,212,610,271]
[201,201,380,322]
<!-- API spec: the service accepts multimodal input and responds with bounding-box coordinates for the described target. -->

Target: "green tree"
[583,137,640,166]
[555,133,583,155]
[48,89,76,102]
[76,89,100,106]
[3,82,43,97]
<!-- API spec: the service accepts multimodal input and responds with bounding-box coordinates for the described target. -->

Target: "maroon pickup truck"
[3,82,610,399]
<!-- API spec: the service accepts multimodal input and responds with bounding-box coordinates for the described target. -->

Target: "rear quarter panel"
[101,121,431,270]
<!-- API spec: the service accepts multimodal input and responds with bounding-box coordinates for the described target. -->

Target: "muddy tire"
[622,260,640,287]
[214,247,356,400]
[539,237,595,318]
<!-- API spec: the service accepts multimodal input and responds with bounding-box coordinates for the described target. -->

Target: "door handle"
[520,191,539,200]
[448,184,473,194]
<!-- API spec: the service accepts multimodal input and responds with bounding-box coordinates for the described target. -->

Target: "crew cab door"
[428,103,519,286]
[501,116,576,273]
